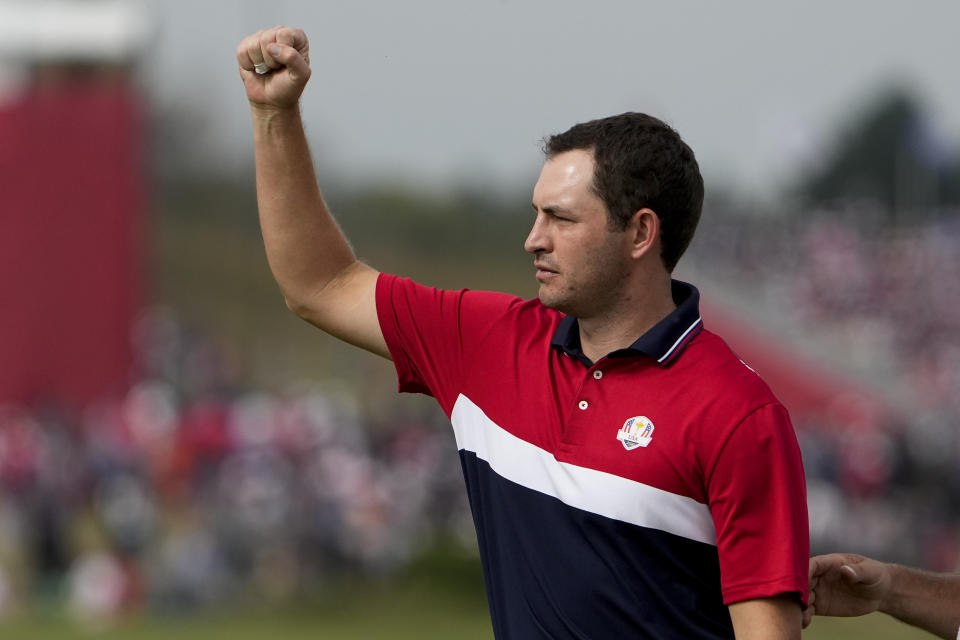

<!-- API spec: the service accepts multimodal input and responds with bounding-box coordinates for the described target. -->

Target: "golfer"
[237,25,809,639]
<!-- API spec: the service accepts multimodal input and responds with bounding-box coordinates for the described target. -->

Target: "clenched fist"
[237,26,311,110]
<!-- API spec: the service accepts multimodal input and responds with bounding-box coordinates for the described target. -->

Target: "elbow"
[280,286,316,320]
[282,284,334,325]
[279,261,370,326]
[282,292,313,320]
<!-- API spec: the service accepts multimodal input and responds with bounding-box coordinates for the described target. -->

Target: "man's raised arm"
[236,26,388,359]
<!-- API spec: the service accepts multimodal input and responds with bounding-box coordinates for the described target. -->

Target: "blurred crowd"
[694,204,960,573]
[0,308,471,622]
[2,205,960,623]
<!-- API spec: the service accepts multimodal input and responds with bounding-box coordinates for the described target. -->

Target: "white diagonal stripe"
[451,394,717,546]
[658,317,703,363]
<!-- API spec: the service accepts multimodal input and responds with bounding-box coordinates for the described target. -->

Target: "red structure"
[0,74,144,406]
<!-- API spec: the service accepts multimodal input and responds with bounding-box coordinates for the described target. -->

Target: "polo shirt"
[376,274,809,639]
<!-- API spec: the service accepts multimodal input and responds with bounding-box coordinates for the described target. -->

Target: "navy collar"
[550,280,704,367]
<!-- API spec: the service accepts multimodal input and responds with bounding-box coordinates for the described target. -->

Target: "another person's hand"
[237,26,311,111]
[803,553,892,628]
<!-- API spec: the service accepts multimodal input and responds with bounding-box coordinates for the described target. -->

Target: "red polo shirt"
[377,274,808,639]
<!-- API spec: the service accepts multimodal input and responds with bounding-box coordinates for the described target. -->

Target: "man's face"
[526,149,632,318]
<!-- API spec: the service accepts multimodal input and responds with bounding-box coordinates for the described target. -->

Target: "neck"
[577,273,676,363]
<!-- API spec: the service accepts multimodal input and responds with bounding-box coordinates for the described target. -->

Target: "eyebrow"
[531,202,573,216]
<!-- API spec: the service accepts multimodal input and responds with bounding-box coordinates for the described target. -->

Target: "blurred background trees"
[797,86,960,223]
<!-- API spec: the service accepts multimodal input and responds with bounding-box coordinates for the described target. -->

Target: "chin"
[538,291,575,315]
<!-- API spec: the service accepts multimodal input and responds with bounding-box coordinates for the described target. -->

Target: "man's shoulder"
[455,287,560,331]
[483,295,565,336]
[682,327,783,407]
[377,273,562,338]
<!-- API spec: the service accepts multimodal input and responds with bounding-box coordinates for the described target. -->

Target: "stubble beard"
[538,251,631,320]
[537,282,576,315]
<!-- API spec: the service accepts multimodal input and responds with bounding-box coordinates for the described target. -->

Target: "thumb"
[266,43,311,81]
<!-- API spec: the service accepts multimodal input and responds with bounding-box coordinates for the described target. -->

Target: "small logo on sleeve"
[616,416,654,450]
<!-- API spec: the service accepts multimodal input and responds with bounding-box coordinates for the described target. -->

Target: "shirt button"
[578,400,589,410]
[593,370,603,380]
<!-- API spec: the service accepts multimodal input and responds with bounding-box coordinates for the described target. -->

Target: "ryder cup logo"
[617,416,654,450]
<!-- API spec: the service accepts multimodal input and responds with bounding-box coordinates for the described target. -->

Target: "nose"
[524,212,551,255]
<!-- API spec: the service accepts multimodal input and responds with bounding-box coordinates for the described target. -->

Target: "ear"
[627,208,660,260]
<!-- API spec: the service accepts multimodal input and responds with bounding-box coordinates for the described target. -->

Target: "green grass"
[0,558,939,640]
[805,613,939,639]
[1,592,493,640]
[0,544,494,639]
[0,597,938,639]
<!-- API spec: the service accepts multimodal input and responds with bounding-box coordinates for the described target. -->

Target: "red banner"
[0,76,143,407]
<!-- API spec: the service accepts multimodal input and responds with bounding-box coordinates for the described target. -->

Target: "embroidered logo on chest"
[616,416,655,450]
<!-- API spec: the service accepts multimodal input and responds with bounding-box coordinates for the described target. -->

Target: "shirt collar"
[550,280,704,367]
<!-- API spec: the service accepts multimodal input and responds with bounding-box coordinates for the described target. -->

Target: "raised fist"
[237,26,311,110]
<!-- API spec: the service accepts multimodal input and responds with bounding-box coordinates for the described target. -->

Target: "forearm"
[729,596,801,640]
[251,104,357,312]
[882,565,960,640]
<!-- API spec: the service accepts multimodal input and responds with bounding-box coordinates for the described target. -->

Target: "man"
[237,25,808,639]
[805,553,960,639]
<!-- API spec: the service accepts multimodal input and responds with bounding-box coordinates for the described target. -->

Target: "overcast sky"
[137,0,960,198]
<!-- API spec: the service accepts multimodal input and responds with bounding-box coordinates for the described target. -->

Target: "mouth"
[534,262,558,283]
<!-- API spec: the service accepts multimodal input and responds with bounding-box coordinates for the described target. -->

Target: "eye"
[532,207,575,223]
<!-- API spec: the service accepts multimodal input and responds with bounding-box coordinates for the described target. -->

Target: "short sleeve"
[375,273,520,414]
[705,403,809,607]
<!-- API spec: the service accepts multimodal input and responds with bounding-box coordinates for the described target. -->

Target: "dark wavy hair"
[544,112,704,272]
